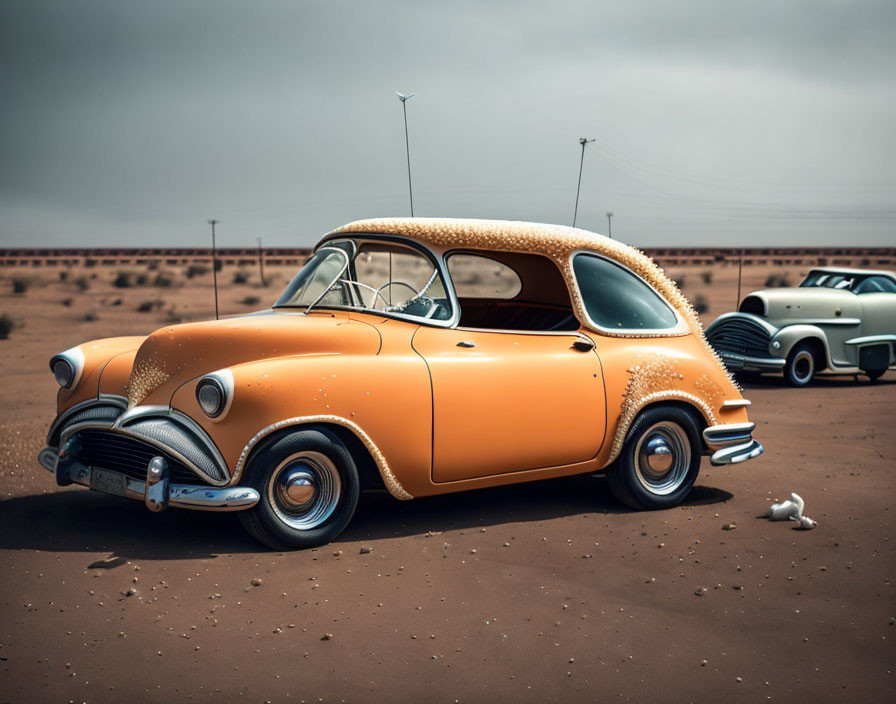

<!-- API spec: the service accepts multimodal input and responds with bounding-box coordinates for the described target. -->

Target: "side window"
[446,254,522,299]
[573,254,678,330]
[855,276,896,294]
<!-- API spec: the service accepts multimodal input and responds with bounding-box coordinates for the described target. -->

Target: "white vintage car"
[706,267,896,386]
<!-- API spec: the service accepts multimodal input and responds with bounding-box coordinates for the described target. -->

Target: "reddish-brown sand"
[1,260,894,703]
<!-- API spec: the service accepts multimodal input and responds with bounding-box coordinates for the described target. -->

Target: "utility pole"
[256,237,266,287]
[606,211,613,238]
[736,249,744,308]
[207,219,219,320]
[572,137,594,228]
[396,92,417,216]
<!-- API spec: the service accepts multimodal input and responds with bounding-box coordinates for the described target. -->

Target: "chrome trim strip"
[721,399,751,409]
[703,422,756,447]
[64,462,259,511]
[710,439,764,466]
[47,394,128,446]
[844,334,896,346]
[782,318,861,327]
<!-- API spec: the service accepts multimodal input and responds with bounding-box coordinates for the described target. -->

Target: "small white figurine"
[767,492,816,529]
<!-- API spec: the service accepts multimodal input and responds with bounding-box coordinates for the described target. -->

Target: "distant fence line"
[0,246,893,269]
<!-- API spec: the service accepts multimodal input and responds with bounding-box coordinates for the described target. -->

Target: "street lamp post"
[207,219,219,320]
[396,92,417,216]
[606,211,613,238]
[572,137,594,228]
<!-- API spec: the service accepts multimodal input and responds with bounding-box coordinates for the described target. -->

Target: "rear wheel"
[238,428,360,550]
[784,342,817,387]
[607,406,702,510]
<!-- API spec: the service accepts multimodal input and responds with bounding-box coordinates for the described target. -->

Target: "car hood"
[123,311,381,407]
[743,288,862,323]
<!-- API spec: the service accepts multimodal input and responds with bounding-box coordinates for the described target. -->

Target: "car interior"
[447,251,578,332]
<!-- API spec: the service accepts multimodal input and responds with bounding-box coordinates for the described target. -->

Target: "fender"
[770,325,835,368]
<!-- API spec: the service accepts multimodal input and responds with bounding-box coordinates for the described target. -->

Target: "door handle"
[456,340,476,348]
[571,337,595,352]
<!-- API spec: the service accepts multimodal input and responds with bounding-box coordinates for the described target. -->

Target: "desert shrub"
[61,297,73,307]
[240,295,262,306]
[186,264,208,279]
[164,308,182,324]
[153,273,173,288]
[136,299,163,313]
[113,272,133,288]
[110,298,122,306]
[12,277,29,294]
[693,294,709,314]
[135,273,149,286]
[84,258,97,268]
[700,271,713,284]
[147,260,160,271]
[83,311,98,322]
[214,260,223,272]
[764,273,792,288]
[233,270,250,285]
[0,313,13,339]
[74,276,90,292]
[672,275,686,289]
[59,271,69,282]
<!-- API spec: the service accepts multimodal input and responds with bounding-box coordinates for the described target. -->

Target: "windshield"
[275,238,453,322]
[799,271,855,290]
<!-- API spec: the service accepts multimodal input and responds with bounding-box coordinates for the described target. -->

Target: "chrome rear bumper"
[702,422,764,466]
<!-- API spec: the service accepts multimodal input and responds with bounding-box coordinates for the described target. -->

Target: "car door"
[411,327,606,483]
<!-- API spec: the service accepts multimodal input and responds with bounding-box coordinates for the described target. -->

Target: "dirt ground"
[0,258,894,703]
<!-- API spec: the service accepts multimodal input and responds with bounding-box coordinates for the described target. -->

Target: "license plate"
[90,468,128,497]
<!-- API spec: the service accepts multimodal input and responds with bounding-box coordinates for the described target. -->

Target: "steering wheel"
[376,281,440,319]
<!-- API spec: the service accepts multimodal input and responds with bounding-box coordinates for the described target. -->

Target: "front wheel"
[607,406,702,510]
[784,342,816,387]
[238,428,360,550]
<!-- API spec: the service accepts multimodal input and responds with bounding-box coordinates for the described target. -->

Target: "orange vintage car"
[40,218,762,549]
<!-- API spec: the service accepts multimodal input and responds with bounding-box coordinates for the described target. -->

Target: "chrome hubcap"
[634,422,691,495]
[269,452,341,530]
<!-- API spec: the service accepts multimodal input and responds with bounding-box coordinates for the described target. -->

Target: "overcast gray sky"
[1,0,895,248]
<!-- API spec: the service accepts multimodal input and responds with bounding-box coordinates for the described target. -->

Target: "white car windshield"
[274,239,453,322]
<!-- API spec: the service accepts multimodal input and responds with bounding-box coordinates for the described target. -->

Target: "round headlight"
[52,357,75,388]
[196,378,226,418]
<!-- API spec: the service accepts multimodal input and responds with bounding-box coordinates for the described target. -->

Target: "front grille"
[126,418,224,481]
[707,317,771,358]
[76,429,208,485]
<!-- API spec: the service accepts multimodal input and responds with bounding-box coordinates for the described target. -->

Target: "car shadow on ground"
[0,476,732,559]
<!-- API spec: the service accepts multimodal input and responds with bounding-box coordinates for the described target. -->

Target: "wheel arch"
[233,415,413,500]
[609,394,715,464]
[772,325,831,371]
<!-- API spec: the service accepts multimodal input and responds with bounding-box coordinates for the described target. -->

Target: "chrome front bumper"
[703,422,764,466]
[38,445,259,512]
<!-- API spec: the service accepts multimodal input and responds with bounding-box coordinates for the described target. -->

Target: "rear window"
[573,254,678,330]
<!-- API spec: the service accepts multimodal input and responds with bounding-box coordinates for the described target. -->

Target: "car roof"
[808,266,896,281]
[322,217,704,342]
